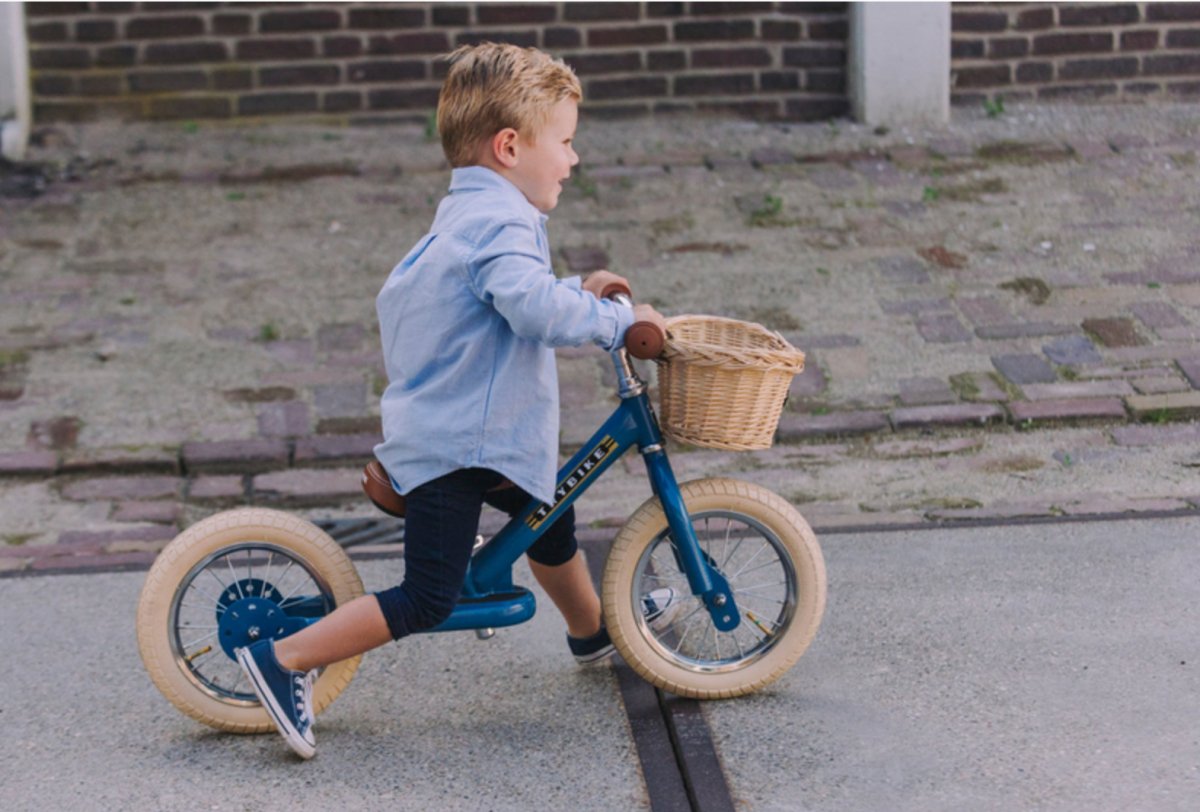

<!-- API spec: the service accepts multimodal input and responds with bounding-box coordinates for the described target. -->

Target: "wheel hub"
[215,578,293,660]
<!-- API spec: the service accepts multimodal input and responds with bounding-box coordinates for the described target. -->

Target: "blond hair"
[437,43,582,167]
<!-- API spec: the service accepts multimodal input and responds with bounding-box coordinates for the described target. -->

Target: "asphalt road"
[2,516,1197,811]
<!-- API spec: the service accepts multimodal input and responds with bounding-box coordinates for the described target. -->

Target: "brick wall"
[952,2,1200,104]
[23,2,850,124]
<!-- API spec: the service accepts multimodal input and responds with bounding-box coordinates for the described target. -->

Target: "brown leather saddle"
[361,461,515,518]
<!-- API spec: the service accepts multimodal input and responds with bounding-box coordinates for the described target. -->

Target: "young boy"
[236,43,669,759]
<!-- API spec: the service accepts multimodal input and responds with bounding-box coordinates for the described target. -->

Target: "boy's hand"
[633,304,666,333]
[582,270,629,299]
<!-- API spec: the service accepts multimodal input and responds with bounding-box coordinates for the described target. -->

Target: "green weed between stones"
[0,350,30,369]
[257,323,280,342]
[983,97,1005,118]
[747,194,785,227]
[3,534,36,546]
[999,276,1051,305]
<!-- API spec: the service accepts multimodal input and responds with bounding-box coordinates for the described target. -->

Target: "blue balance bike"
[137,296,826,733]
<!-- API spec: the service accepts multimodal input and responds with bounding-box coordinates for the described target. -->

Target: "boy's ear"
[491,127,520,169]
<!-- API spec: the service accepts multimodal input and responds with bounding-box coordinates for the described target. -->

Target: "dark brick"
[783,46,844,68]
[567,52,642,75]
[26,2,89,15]
[33,75,74,96]
[806,70,845,93]
[1015,8,1054,30]
[1060,57,1139,80]
[349,60,425,83]
[316,416,383,436]
[952,39,985,59]
[182,439,289,473]
[1033,32,1114,56]
[78,75,120,96]
[1122,30,1160,50]
[1083,317,1147,347]
[953,10,1009,32]
[260,64,341,87]
[1147,3,1200,22]
[1167,81,1200,96]
[455,30,538,48]
[762,71,801,92]
[348,7,426,28]
[975,323,1077,340]
[214,13,252,35]
[237,39,316,61]
[477,4,556,25]
[1060,4,1140,26]
[588,25,668,47]
[648,50,686,71]
[145,42,228,65]
[96,45,137,67]
[955,64,1012,88]
[61,475,182,502]
[76,19,117,42]
[565,2,639,21]
[1166,29,1200,48]
[261,9,343,33]
[213,68,252,90]
[693,47,772,69]
[238,92,319,116]
[129,70,208,93]
[807,18,849,40]
[891,403,1004,430]
[690,2,773,14]
[324,90,362,112]
[1145,54,1200,76]
[989,37,1029,59]
[0,451,58,477]
[992,353,1056,384]
[762,20,801,41]
[589,76,669,101]
[125,15,204,39]
[28,416,82,451]
[29,21,69,43]
[293,434,381,466]
[30,47,91,70]
[675,73,755,96]
[149,96,231,120]
[368,86,441,110]
[1017,61,1054,83]
[1008,398,1127,424]
[917,313,972,343]
[675,20,755,42]
[697,100,781,119]
[326,36,364,58]
[785,98,850,121]
[545,27,583,48]
[432,6,470,26]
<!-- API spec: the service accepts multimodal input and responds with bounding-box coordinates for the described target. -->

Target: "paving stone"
[880,298,952,316]
[1131,376,1190,395]
[790,334,860,349]
[317,323,367,353]
[957,296,1011,327]
[293,433,381,466]
[27,416,82,450]
[1008,398,1127,424]
[1060,496,1191,516]
[992,354,1056,385]
[189,475,246,500]
[1155,326,1200,341]
[182,439,289,474]
[975,322,1078,340]
[872,437,983,458]
[809,511,927,530]
[0,450,58,476]
[1111,422,1200,447]
[1042,335,1102,366]
[806,165,859,190]
[106,538,173,554]
[60,475,182,501]
[257,400,311,438]
[926,500,1057,521]
[776,411,889,440]
[110,501,182,523]
[1177,357,1200,389]
[1020,381,1133,401]
[788,361,827,400]
[30,550,157,572]
[58,525,177,546]
[316,416,383,435]
[1082,317,1147,347]
[1130,301,1189,331]
[314,383,368,418]
[1107,345,1197,364]
[874,254,930,284]
[898,377,956,406]
[223,386,297,403]
[821,347,870,383]
[1125,391,1200,421]
[749,147,795,167]
[61,445,180,475]
[252,467,362,505]
[917,313,972,343]
[265,340,316,365]
[890,403,1004,430]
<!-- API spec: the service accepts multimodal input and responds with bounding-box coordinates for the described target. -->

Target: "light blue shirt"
[374,166,635,505]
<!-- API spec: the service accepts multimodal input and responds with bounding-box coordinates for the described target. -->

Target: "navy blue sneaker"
[568,588,682,665]
[236,639,316,759]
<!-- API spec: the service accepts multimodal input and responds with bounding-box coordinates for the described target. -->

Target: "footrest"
[431,587,536,633]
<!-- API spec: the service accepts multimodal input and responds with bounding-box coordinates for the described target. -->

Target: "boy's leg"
[273,594,391,673]
[528,553,602,639]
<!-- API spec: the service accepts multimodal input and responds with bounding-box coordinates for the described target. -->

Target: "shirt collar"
[448,166,547,224]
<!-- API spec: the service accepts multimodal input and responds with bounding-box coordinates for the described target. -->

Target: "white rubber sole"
[236,647,316,760]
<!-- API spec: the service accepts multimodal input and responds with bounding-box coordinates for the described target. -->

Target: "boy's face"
[510,98,579,213]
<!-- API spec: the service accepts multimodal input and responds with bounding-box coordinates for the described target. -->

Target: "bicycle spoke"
[225,555,246,600]
[734,580,788,594]
[729,540,771,579]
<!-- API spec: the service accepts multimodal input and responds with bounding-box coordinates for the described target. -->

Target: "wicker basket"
[656,315,806,451]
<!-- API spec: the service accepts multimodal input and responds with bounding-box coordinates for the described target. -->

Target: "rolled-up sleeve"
[469,220,633,351]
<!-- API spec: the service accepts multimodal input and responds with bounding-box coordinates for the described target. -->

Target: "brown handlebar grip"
[625,321,666,360]
[598,281,632,301]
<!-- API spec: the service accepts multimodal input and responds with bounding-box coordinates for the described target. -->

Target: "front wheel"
[602,478,826,699]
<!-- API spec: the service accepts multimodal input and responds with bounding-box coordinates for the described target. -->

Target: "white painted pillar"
[1,1,31,161]
[849,2,950,127]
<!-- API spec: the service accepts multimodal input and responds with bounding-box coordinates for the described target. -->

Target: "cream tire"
[136,508,364,733]
[602,478,825,699]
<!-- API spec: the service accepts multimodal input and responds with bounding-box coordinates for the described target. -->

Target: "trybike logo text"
[526,436,618,530]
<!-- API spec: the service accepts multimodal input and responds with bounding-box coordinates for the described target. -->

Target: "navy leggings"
[373,468,577,640]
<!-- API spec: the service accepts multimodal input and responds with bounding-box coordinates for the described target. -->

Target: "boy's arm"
[469,220,635,350]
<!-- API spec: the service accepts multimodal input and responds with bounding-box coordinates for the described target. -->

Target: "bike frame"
[430,347,740,634]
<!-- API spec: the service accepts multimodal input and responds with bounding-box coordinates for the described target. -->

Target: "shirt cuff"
[606,301,636,351]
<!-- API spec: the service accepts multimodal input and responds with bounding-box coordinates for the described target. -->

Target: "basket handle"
[601,282,666,360]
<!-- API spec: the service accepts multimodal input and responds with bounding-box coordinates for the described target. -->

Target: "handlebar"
[601,282,666,360]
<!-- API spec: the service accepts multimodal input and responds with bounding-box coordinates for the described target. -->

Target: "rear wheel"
[603,478,825,699]
[136,508,364,733]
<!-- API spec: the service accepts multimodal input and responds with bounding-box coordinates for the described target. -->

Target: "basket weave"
[656,315,806,451]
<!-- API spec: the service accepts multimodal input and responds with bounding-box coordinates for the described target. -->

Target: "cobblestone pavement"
[2,102,1199,574]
